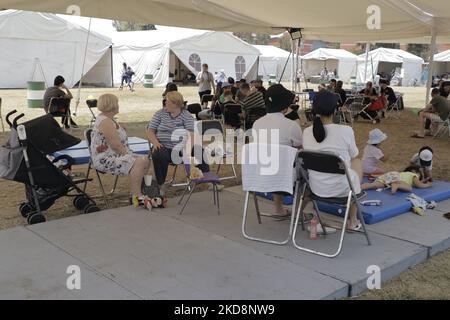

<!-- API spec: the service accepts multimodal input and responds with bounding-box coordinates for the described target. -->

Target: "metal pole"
[110,45,114,88]
[364,43,370,83]
[74,17,92,116]
[426,28,437,103]
[291,38,295,90]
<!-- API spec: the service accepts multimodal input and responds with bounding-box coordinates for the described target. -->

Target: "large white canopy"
[301,48,358,83]
[112,26,260,87]
[357,48,424,86]
[433,49,450,76]
[253,45,292,81]
[2,1,450,42]
[0,10,112,88]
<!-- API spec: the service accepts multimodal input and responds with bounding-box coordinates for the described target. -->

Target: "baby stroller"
[0,111,99,225]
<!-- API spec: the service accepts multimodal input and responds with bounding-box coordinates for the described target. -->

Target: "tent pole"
[364,43,370,83]
[74,17,92,117]
[110,45,114,88]
[426,28,437,104]
[291,38,295,90]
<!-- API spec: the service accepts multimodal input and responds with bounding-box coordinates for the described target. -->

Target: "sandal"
[347,222,363,232]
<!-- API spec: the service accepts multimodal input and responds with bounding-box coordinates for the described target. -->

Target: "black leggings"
[152,147,210,186]
[199,90,212,101]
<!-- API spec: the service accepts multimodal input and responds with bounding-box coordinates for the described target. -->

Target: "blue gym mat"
[67,137,148,150]
[257,180,450,225]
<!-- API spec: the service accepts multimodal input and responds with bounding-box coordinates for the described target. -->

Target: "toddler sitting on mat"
[362,129,389,176]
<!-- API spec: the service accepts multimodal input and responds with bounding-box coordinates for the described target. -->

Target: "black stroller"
[0,111,99,225]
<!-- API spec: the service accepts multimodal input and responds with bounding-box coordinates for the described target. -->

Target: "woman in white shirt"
[302,90,363,231]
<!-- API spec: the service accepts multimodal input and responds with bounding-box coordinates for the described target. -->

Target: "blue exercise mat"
[257,181,450,225]
[54,143,151,165]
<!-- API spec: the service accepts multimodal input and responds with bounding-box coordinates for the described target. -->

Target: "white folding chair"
[385,94,403,119]
[292,150,371,258]
[433,116,450,139]
[241,143,300,245]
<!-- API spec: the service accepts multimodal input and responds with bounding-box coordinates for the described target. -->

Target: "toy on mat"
[361,200,382,206]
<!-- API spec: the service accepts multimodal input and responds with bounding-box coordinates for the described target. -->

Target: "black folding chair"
[86,99,98,125]
[292,150,371,258]
[223,104,242,129]
[201,94,214,109]
[187,103,202,121]
[48,97,71,127]
[195,120,238,183]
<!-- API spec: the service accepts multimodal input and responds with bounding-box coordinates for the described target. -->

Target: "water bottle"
[310,217,318,240]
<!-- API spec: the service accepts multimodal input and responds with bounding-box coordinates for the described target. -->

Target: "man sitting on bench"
[43,75,77,129]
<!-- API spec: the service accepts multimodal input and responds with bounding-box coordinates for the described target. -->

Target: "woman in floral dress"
[90,94,150,206]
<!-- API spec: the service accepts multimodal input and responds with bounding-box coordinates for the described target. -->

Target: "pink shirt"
[362,145,384,174]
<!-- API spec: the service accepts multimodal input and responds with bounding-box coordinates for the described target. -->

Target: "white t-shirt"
[252,113,303,147]
[303,124,360,198]
[197,71,214,92]
[362,144,384,174]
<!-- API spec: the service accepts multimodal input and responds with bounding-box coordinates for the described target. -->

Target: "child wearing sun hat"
[410,146,434,182]
[362,128,389,176]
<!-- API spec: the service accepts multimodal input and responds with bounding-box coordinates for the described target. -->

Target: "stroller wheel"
[19,202,33,218]
[27,213,46,225]
[83,204,100,214]
[74,196,90,210]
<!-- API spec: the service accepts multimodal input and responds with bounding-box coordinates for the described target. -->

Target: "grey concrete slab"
[27,208,348,300]
[165,189,428,296]
[0,227,138,300]
[367,209,450,257]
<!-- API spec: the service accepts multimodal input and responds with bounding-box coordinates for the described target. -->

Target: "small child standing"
[410,146,434,182]
[362,166,432,195]
[362,129,389,175]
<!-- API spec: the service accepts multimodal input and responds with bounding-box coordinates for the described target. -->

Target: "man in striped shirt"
[239,83,267,129]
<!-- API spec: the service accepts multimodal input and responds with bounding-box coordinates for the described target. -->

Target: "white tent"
[112,26,260,87]
[0,10,113,89]
[434,50,450,76]
[301,48,358,83]
[357,48,424,86]
[253,45,292,81]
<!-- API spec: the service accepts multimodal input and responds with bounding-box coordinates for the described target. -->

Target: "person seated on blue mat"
[303,90,364,232]
[362,166,432,195]
[90,94,151,208]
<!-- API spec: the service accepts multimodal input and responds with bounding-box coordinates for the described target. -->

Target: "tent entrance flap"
[170,51,197,83]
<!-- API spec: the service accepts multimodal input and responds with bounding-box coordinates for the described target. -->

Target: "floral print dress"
[90,114,136,176]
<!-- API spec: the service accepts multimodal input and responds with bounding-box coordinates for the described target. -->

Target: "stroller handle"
[13,113,25,128]
[6,110,17,128]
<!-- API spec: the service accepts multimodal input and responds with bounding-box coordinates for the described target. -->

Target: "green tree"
[113,21,156,31]
[407,44,430,60]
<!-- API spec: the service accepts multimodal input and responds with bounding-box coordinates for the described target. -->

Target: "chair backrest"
[195,120,224,136]
[297,150,346,175]
[86,99,97,109]
[49,97,71,115]
[201,94,214,104]
[187,103,202,115]
[223,104,242,128]
[85,129,93,149]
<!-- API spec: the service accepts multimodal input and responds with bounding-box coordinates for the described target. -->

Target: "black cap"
[266,84,295,113]
[313,90,338,116]
[163,82,178,96]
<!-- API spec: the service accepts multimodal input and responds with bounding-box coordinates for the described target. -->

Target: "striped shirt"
[242,91,267,126]
[148,109,194,150]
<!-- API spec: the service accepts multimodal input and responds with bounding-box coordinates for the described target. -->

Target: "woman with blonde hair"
[148,91,209,194]
[90,93,150,207]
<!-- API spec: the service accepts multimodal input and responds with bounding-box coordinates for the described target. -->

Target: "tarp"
[357,48,424,86]
[301,48,358,83]
[0,10,112,88]
[253,45,292,81]
[112,26,260,87]
[434,49,450,76]
[2,1,450,42]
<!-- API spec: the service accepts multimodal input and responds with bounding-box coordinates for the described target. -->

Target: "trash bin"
[27,81,46,108]
[144,74,154,88]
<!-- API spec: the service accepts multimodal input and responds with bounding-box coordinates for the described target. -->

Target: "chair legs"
[292,191,353,258]
[241,183,299,246]
[83,162,118,209]
[216,161,239,184]
[433,121,450,139]
[178,182,220,216]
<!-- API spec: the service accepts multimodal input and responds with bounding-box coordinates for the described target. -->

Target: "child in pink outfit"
[362,129,389,175]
